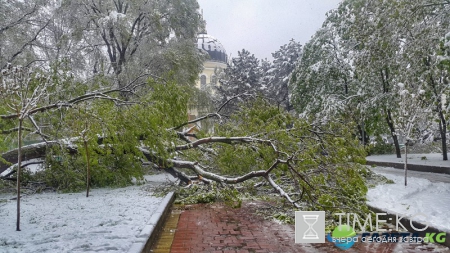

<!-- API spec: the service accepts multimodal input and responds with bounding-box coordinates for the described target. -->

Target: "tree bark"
[438,110,448,161]
[0,141,77,175]
[16,119,23,231]
[428,75,447,160]
[385,109,401,158]
[357,124,369,146]
[84,140,91,197]
[404,141,408,186]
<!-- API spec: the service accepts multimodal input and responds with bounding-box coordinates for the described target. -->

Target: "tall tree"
[398,0,450,160]
[217,49,263,113]
[343,0,407,158]
[1,0,205,91]
[219,49,262,95]
[291,22,372,146]
[265,39,302,112]
[58,0,203,88]
[292,25,359,120]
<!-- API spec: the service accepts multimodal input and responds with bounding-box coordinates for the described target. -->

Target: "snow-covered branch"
[266,175,300,208]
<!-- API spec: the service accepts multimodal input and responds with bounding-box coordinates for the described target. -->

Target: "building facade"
[188,33,228,130]
[195,33,228,90]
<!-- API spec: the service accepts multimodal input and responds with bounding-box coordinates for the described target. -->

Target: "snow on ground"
[0,173,177,253]
[368,168,450,233]
[366,153,450,167]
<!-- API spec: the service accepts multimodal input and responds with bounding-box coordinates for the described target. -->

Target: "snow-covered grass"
[368,169,450,233]
[0,174,176,253]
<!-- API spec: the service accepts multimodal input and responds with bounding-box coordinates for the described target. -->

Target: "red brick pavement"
[169,202,450,253]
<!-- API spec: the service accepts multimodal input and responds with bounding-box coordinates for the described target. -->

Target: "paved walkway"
[370,166,450,183]
[166,202,449,253]
[366,153,450,167]
[150,156,450,252]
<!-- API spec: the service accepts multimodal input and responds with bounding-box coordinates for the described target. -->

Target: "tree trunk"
[404,141,408,186]
[429,74,447,161]
[385,109,401,158]
[16,119,23,231]
[392,134,401,159]
[0,141,78,175]
[84,140,91,197]
[438,110,448,161]
[357,124,369,146]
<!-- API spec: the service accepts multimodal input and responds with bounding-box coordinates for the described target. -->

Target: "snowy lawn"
[368,168,450,232]
[0,174,176,253]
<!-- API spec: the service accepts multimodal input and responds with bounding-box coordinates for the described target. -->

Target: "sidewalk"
[154,201,449,253]
[148,156,450,252]
[366,153,450,174]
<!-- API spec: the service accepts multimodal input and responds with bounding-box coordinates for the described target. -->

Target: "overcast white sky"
[197,0,342,60]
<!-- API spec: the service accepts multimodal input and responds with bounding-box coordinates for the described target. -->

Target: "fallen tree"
[1,94,369,215]
[1,71,370,230]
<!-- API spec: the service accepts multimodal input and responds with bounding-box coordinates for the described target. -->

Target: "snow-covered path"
[371,166,450,183]
[368,166,450,233]
[367,153,450,167]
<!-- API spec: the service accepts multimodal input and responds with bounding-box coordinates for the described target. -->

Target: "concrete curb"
[368,205,450,248]
[127,192,175,253]
[366,160,450,175]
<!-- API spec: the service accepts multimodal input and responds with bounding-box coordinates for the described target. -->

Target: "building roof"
[197,34,228,64]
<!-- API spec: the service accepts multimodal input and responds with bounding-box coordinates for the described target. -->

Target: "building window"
[200,75,207,89]
[210,75,217,85]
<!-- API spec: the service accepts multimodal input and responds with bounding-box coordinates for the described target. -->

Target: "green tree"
[398,0,450,160]
[217,49,263,113]
[291,22,372,146]
[265,39,302,112]
[66,105,103,197]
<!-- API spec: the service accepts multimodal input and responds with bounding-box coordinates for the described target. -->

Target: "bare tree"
[0,65,53,231]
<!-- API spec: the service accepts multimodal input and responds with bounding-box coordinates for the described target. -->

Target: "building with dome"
[195,33,228,90]
[187,33,228,131]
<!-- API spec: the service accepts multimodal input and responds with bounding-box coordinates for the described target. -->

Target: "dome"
[197,34,228,64]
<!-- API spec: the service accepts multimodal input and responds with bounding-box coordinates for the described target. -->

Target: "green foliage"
[0,1,204,233]
[39,148,86,192]
[35,142,145,192]
[273,212,294,224]
[292,0,450,153]
[181,99,369,216]
[21,75,191,192]
[175,183,242,208]
[367,137,394,155]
